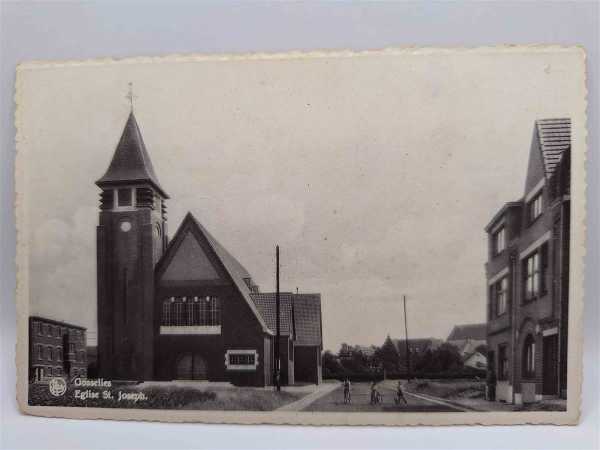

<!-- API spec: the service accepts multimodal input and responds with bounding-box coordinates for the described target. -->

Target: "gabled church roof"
[96,112,168,198]
[536,118,571,178]
[158,212,272,334]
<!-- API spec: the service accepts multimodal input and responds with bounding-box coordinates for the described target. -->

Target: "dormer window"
[528,192,543,223]
[493,227,506,255]
[117,188,133,207]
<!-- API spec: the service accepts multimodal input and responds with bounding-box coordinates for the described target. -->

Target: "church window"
[162,296,221,326]
[162,301,171,326]
[174,301,184,326]
[187,299,194,325]
[117,188,133,207]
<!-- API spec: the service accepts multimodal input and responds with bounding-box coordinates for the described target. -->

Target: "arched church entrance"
[175,353,208,380]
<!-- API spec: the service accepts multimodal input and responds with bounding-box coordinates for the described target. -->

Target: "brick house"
[29,316,87,382]
[96,112,322,386]
[485,118,570,404]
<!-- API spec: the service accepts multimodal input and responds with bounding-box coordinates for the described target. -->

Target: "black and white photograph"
[15,47,586,426]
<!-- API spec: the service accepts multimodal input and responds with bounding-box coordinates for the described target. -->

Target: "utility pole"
[275,245,281,391]
[403,295,411,381]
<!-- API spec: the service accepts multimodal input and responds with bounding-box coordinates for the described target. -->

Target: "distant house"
[29,316,88,382]
[338,344,377,360]
[392,338,443,371]
[463,351,487,370]
[447,323,487,356]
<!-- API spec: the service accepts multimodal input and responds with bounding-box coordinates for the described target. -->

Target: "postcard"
[15,47,586,425]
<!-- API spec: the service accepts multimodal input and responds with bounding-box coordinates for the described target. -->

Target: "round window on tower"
[120,221,132,232]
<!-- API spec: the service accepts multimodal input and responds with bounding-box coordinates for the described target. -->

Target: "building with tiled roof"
[485,118,570,404]
[93,112,323,387]
[447,323,487,356]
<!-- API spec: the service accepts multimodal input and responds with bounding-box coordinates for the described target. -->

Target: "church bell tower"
[96,109,168,380]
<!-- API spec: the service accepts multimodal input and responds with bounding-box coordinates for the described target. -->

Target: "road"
[302,381,461,412]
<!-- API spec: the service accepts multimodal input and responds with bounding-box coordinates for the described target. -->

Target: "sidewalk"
[404,390,567,412]
[276,382,339,411]
[438,396,567,412]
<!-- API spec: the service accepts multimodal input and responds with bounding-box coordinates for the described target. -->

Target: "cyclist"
[343,378,352,404]
[370,381,380,405]
[395,380,408,405]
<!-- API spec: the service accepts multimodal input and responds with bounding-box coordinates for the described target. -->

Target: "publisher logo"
[48,377,67,397]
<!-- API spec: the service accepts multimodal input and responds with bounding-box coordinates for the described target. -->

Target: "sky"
[20,49,584,351]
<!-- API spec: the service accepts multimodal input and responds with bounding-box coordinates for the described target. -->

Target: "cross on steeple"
[125,82,138,112]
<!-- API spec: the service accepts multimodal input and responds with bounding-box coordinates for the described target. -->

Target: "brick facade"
[29,316,87,382]
[485,118,570,404]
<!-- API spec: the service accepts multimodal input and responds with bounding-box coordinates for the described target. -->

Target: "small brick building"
[96,112,323,386]
[485,118,570,404]
[29,316,87,382]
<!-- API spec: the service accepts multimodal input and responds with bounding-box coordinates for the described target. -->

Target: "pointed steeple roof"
[96,112,168,198]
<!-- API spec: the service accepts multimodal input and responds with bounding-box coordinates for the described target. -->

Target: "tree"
[322,350,344,378]
[376,335,400,373]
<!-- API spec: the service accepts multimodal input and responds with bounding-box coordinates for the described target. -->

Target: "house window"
[117,188,133,207]
[57,347,62,362]
[225,350,258,371]
[37,345,42,360]
[523,245,548,301]
[498,345,509,380]
[494,277,508,316]
[528,192,543,223]
[46,346,52,361]
[522,335,536,379]
[493,227,506,255]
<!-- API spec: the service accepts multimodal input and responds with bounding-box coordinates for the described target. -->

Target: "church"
[95,111,323,386]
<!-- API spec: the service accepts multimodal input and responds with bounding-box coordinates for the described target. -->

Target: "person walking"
[486,368,497,401]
